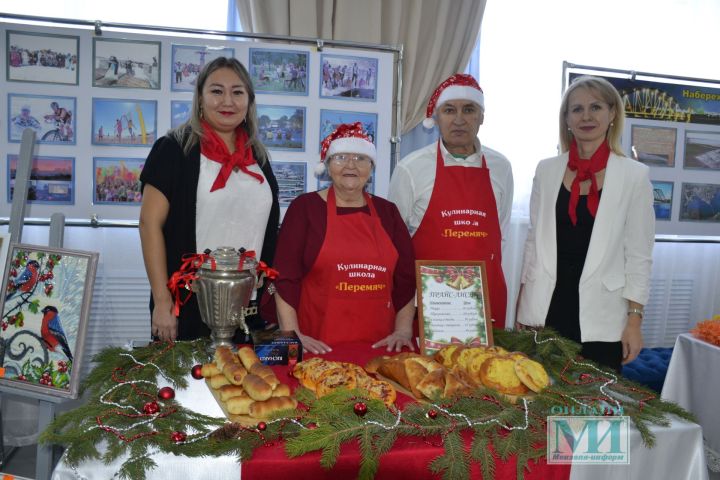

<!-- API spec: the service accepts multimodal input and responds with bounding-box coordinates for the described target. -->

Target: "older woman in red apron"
[272,123,416,354]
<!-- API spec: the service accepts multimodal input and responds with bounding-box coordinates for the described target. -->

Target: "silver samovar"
[191,247,258,350]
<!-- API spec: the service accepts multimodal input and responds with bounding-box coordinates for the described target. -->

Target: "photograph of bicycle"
[7,93,76,145]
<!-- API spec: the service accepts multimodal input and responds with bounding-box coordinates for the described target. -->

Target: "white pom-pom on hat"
[423,73,484,129]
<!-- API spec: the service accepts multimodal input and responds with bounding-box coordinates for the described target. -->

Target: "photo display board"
[0,21,395,223]
[568,68,720,237]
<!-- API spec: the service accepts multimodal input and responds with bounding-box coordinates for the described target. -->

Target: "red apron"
[412,142,507,328]
[298,187,398,344]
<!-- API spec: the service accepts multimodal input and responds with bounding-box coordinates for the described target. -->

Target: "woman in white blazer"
[516,76,655,371]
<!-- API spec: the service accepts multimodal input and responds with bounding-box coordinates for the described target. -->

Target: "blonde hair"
[559,75,625,155]
[171,57,267,164]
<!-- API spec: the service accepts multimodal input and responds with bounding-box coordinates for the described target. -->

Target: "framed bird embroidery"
[0,244,98,399]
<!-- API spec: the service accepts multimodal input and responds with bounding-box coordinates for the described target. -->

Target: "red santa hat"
[422,73,484,129]
[315,122,376,176]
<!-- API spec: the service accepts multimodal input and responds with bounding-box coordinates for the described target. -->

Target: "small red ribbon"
[256,260,279,280]
[166,253,214,316]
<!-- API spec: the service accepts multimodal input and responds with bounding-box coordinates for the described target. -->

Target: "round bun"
[479,355,530,395]
[514,357,550,393]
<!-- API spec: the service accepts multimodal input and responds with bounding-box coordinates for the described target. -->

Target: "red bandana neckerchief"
[200,120,264,191]
[567,139,610,226]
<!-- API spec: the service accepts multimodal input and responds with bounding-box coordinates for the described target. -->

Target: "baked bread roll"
[242,374,273,401]
[404,359,430,399]
[271,383,291,397]
[479,356,529,395]
[214,346,239,371]
[218,385,247,402]
[377,358,412,391]
[435,345,464,367]
[365,355,390,374]
[248,396,298,419]
[364,379,397,406]
[209,373,231,389]
[226,395,255,415]
[507,351,529,361]
[223,363,248,385]
[465,349,496,386]
[514,357,550,393]
[315,367,357,397]
[415,368,445,399]
[444,370,473,398]
[250,363,280,389]
[201,363,221,378]
[238,346,261,371]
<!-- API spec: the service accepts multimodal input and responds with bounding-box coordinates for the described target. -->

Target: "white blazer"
[516,152,655,342]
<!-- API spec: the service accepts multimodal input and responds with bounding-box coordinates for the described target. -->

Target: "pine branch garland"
[41,331,697,480]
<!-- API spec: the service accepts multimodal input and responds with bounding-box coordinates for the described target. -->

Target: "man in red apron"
[389,74,513,330]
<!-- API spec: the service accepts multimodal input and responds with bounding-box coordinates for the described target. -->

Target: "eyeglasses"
[328,154,372,167]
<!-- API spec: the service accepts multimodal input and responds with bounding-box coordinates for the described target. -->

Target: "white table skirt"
[570,416,707,480]
[662,333,720,472]
[51,374,241,480]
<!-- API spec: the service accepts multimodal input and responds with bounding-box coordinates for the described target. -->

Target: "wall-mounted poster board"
[0,20,395,223]
[565,64,720,237]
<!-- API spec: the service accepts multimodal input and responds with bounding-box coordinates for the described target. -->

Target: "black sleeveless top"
[544,185,601,342]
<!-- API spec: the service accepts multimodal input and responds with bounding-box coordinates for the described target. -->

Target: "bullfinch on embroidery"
[40,305,73,362]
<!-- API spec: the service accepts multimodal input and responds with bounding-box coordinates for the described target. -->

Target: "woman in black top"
[140,57,279,341]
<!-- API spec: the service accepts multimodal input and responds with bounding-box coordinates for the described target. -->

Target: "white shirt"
[196,154,272,261]
[388,139,514,251]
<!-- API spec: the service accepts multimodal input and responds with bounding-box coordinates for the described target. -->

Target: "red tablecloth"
[242,342,571,480]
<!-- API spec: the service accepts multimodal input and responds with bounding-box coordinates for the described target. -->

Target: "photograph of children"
[272,161,307,207]
[93,38,160,89]
[94,157,144,205]
[0,244,98,398]
[679,182,720,222]
[630,125,676,167]
[7,155,74,205]
[6,31,79,85]
[92,98,157,147]
[249,48,309,95]
[171,45,234,92]
[651,181,673,221]
[320,54,378,101]
[171,101,192,129]
[257,105,306,151]
[319,110,377,148]
[683,131,720,170]
[8,94,76,145]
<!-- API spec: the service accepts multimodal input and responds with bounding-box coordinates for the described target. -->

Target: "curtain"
[235,0,486,134]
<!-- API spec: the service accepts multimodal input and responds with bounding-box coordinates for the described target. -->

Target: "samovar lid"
[203,246,257,271]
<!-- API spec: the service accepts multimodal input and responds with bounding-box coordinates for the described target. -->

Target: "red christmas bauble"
[353,401,367,417]
[191,364,203,379]
[171,431,187,443]
[307,422,318,430]
[427,409,438,419]
[158,386,175,400]
[579,373,592,381]
[257,422,267,431]
[143,401,160,415]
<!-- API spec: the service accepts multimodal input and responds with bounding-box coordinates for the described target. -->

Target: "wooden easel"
[0,128,70,480]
